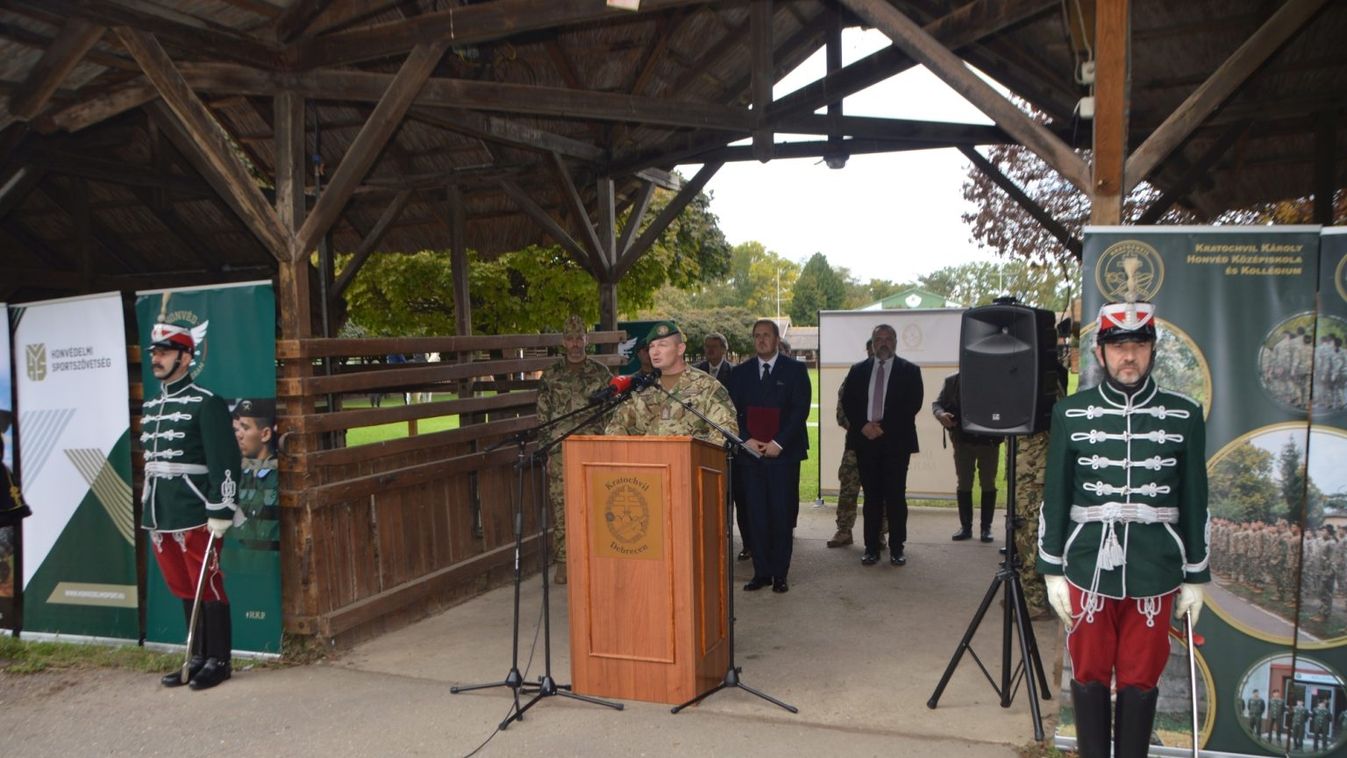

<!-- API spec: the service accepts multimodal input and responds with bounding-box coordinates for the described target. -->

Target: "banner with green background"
[136,282,279,656]
[1067,226,1346,756]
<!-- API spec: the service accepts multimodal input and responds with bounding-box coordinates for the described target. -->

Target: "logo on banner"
[901,323,923,351]
[1095,239,1164,300]
[159,309,210,380]
[25,343,46,381]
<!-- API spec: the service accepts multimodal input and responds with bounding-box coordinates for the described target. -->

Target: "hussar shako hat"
[150,319,194,352]
[1095,301,1157,345]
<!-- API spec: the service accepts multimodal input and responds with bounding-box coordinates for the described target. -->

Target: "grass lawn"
[341,395,462,446]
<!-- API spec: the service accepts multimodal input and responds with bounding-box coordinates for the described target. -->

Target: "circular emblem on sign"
[1094,239,1165,301]
[603,483,650,546]
[1336,252,1347,303]
[900,323,923,351]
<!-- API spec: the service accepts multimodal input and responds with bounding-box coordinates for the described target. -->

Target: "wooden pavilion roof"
[0,0,1344,302]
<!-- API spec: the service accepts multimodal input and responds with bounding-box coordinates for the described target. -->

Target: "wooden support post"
[1314,112,1336,225]
[1090,0,1129,225]
[448,186,471,338]
[751,0,774,163]
[599,281,618,334]
[596,176,618,347]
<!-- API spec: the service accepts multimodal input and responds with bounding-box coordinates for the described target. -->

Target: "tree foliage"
[341,182,732,335]
[1208,443,1281,523]
[918,259,1079,311]
[789,252,847,326]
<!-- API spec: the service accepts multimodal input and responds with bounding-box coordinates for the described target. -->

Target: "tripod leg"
[1010,571,1052,698]
[1009,574,1046,741]
[928,572,1005,708]
[735,680,800,714]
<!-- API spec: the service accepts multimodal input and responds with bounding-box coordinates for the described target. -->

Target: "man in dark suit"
[731,319,811,593]
[841,323,923,566]
[695,332,734,387]
[695,331,750,558]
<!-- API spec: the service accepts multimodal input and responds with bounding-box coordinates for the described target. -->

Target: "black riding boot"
[1114,685,1159,758]
[189,601,232,690]
[951,491,973,540]
[979,490,996,542]
[161,599,206,687]
[1071,680,1112,758]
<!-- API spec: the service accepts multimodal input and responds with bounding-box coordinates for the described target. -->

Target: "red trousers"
[1067,585,1173,689]
[151,527,228,603]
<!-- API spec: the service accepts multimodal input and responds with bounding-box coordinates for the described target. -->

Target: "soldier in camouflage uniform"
[1268,688,1285,742]
[1315,528,1336,622]
[1291,698,1309,750]
[1248,689,1266,735]
[141,319,241,691]
[536,315,612,586]
[605,321,737,444]
[1311,697,1332,750]
[829,339,879,547]
[1013,362,1064,618]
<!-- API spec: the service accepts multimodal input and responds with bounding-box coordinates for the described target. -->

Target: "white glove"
[1174,583,1205,627]
[207,518,231,539]
[1044,574,1074,630]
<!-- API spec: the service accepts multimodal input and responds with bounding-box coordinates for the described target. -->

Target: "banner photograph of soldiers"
[1257,313,1347,413]
[1208,427,1347,643]
[1237,653,1347,755]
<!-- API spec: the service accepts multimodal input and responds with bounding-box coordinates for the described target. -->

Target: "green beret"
[645,320,682,343]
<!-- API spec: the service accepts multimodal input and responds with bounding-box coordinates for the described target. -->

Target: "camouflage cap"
[645,320,683,343]
[562,313,587,338]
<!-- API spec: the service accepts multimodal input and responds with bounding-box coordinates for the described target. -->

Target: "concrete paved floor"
[0,505,1064,757]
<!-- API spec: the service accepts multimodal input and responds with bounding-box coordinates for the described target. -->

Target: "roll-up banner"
[13,293,137,641]
[1061,226,1347,756]
[135,282,280,657]
[1,302,15,630]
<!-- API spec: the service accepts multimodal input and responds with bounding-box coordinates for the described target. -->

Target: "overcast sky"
[677,27,1005,286]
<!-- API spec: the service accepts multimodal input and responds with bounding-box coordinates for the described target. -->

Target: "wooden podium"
[562,435,729,705]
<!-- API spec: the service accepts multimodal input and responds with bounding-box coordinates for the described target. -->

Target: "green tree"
[687,241,800,315]
[1208,443,1280,523]
[1279,436,1309,525]
[789,252,846,326]
[918,259,1079,311]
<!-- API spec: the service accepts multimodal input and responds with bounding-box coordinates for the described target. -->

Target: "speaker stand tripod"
[926,435,1051,740]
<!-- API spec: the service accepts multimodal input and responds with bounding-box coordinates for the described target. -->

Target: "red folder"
[747,406,780,441]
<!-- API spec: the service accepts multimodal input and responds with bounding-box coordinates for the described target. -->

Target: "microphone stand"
[451,393,628,723]
[499,392,630,728]
[645,381,797,716]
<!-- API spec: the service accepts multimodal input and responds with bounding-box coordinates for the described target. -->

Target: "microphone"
[589,373,635,402]
[588,369,662,402]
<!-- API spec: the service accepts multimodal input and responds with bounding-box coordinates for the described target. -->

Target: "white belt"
[145,461,208,477]
[1070,503,1179,525]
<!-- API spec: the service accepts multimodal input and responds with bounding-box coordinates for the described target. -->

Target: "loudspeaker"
[959,303,1058,436]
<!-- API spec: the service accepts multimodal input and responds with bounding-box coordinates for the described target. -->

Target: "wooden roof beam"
[695,136,988,162]
[288,0,715,70]
[0,20,138,72]
[331,189,414,300]
[38,179,145,272]
[498,177,598,278]
[408,107,605,163]
[0,165,45,221]
[273,0,325,43]
[959,145,1081,258]
[14,0,281,69]
[7,18,106,121]
[118,28,291,261]
[1137,121,1251,225]
[18,146,213,196]
[614,160,721,279]
[1125,0,1332,193]
[616,180,656,260]
[548,152,606,273]
[839,0,1089,194]
[293,42,446,261]
[769,0,1056,123]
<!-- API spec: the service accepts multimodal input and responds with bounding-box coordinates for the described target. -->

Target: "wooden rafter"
[13,0,281,69]
[7,18,105,121]
[274,0,326,43]
[1137,121,1251,225]
[549,152,605,271]
[0,165,47,221]
[288,0,714,69]
[408,108,605,163]
[118,29,290,260]
[959,146,1081,258]
[293,42,447,260]
[839,0,1090,194]
[498,178,597,277]
[769,0,1057,123]
[331,190,414,300]
[751,0,773,162]
[614,161,721,279]
[1125,0,1332,192]
[616,180,656,260]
